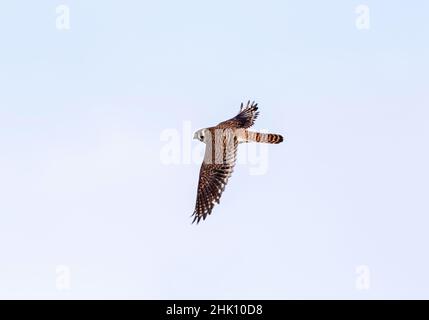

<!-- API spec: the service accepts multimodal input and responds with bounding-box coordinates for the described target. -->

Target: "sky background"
[0,1,428,299]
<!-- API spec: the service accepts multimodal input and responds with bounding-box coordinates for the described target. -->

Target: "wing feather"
[192,134,238,223]
[217,100,259,129]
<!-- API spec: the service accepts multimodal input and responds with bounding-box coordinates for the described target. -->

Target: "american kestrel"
[192,101,284,223]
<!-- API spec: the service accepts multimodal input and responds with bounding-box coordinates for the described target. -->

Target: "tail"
[245,131,284,144]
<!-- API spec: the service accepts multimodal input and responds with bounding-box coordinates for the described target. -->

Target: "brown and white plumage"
[217,101,260,129]
[192,101,283,224]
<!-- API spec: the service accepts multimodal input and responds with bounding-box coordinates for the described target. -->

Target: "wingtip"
[191,214,200,225]
[192,210,207,224]
[239,100,259,113]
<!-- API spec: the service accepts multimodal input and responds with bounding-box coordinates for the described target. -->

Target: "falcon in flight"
[192,101,284,224]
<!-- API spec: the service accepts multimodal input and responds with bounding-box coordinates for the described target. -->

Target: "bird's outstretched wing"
[217,101,259,129]
[192,134,238,224]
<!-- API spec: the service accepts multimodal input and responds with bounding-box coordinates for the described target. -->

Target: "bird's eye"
[200,135,204,140]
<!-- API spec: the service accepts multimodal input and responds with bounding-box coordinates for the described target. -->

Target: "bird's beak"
[193,132,198,140]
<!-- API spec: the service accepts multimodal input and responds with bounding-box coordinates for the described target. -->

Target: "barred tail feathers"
[245,131,284,144]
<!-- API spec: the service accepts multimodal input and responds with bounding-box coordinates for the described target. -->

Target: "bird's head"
[193,129,209,143]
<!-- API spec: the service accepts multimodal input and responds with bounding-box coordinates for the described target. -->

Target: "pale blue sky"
[0,1,428,299]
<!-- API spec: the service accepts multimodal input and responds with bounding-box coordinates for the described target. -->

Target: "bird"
[192,101,284,224]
